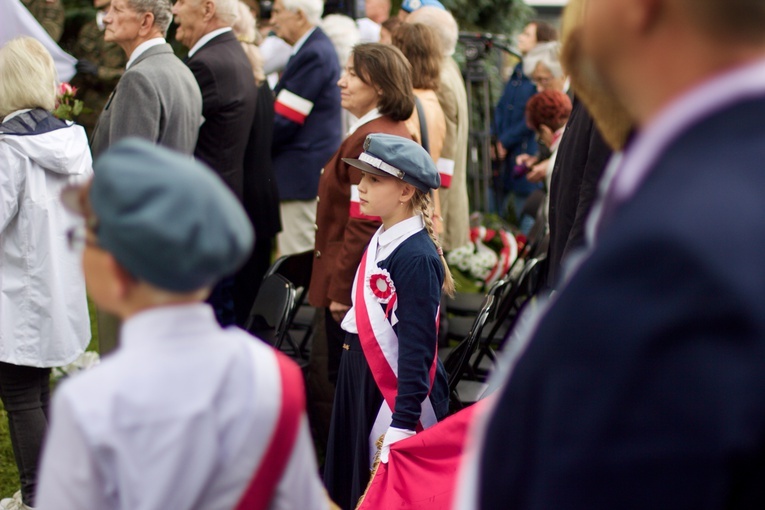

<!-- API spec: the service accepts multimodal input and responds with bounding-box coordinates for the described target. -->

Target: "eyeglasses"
[66,225,99,251]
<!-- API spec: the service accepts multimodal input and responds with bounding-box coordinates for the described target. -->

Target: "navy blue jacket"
[378,230,449,430]
[272,28,342,201]
[479,94,765,508]
[493,62,540,196]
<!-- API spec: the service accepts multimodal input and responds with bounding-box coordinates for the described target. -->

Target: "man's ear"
[626,0,665,36]
[107,254,137,300]
[203,0,216,21]
[138,11,156,35]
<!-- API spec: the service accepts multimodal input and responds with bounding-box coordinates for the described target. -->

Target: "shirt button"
[315,250,321,258]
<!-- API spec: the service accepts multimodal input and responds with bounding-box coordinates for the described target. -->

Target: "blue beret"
[342,133,440,192]
[401,0,445,13]
[86,138,253,292]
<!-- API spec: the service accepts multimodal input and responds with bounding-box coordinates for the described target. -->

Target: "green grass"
[0,298,99,498]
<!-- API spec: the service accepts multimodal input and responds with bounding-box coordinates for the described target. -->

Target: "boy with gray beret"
[36,139,329,510]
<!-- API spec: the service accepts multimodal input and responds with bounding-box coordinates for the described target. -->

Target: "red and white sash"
[353,228,439,465]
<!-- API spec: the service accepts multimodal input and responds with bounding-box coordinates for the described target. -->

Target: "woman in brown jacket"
[309,43,415,386]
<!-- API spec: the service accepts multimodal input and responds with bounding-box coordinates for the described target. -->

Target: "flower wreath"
[367,267,396,304]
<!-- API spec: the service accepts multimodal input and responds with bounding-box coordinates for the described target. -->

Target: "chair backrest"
[443,278,508,392]
[245,273,295,348]
[264,250,314,291]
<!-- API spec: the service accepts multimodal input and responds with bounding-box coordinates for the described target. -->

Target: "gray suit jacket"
[90,43,202,158]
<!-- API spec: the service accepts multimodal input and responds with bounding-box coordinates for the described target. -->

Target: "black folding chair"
[244,273,295,350]
[263,250,314,359]
[442,278,509,412]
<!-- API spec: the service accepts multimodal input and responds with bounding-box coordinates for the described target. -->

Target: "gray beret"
[86,138,253,292]
[342,133,440,192]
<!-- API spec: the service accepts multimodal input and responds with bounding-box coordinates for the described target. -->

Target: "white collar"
[378,214,425,250]
[3,109,32,123]
[290,27,316,56]
[126,37,166,69]
[187,27,232,58]
[120,303,219,350]
[347,108,382,136]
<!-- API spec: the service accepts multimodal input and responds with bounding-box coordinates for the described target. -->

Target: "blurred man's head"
[64,138,253,318]
[172,0,239,49]
[406,5,457,57]
[580,0,765,125]
[270,0,322,45]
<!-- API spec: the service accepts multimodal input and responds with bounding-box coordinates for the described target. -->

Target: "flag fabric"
[356,403,481,510]
[0,0,77,82]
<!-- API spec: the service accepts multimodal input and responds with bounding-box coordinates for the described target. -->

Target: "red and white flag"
[436,158,455,189]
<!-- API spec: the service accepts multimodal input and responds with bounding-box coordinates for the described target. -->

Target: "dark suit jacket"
[480,94,765,509]
[272,28,342,201]
[308,116,411,308]
[90,43,202,158]
[546,97,611,288]
[187,31,257,200]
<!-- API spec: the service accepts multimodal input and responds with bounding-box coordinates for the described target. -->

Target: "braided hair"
[411,191,455,297]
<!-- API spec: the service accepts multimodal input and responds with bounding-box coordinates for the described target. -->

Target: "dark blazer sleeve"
[272,47,332,147]
[388,250,443,430]
[561,125,611,260]
[187,58,220,123]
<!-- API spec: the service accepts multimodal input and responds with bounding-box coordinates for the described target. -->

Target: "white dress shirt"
[187,27,232,58]
[37,304,328,510]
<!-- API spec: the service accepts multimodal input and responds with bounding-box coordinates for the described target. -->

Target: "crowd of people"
[2,0,765,508]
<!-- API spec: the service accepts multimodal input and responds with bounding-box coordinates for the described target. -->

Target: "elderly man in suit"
[90,0,202,354]
[407,6,470,251]
[90,0,202,158]
[270,0,342,256]
[172,0,260,326]
[455,0,765,508]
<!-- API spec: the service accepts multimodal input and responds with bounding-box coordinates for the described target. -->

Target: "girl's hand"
[329,300,350,324]
[380,427,415,463]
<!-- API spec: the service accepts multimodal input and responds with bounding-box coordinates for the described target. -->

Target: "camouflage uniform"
[21,0,65,42]
[71,16,127,137]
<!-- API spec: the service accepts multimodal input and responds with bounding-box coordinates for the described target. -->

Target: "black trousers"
[0,362,51,506]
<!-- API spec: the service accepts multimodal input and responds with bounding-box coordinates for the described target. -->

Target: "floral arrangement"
[447,214,524,291]
[52,82,88,121]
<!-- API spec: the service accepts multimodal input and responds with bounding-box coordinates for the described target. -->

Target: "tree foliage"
[443,0,532,35]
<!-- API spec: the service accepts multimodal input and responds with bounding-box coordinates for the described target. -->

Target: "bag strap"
[414,96,430,155]
[235,350,305,510]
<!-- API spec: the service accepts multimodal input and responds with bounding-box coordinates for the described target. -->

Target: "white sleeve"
[36,387,110,510]
[0,145,24,234]
[269,415,331,510]
[261,36,292,76]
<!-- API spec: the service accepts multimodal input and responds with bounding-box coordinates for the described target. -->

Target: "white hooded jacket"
[0,109,92,367]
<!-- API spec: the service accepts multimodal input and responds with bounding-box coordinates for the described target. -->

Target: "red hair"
[525,90,572,132]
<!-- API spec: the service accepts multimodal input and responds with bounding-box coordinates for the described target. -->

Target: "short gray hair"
[406,6,458,57]
[213,0,240,26]
[320,14,360,66]
[524,41,563,78]
[128,0,173,35]
[281,0,324,26]
[0,37,56,118]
